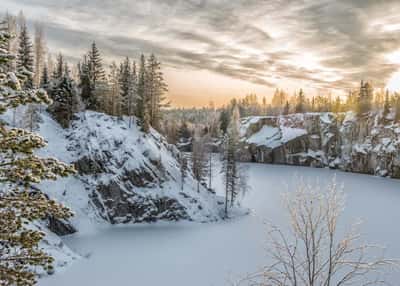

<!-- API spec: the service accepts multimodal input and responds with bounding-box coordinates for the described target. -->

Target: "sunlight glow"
[386,50,400,64]
[386,71,400,92]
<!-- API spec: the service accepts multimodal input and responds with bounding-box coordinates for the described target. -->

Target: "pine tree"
[78,55,93,108]
[383,89,390,121]
[16,21,34,88]
[295,89,306,113]
[118,57,136,121]
[357,80,373,116]
[283,101,290,115]
[53,53,64,80]
[47,63,79,128]
[136,54,150,131]
[219,108,230,134]
[145,54,168,130]
[88,41,105,89]
[109,61,121,116]
[395,94,400,122]
[40,64,49,89]
[0,23,75,285]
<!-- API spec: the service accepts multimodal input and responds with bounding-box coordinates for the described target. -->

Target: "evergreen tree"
[219,108,230,134]
[88,41,105,89]
[40,64,49,89]
[145,54,168,130]
[47,63,79,128]
[383,89,390,120]
[136,54,150,131]
[357,80,373,116]
[16,21,34,88]
[109,61,121,116]
[283,101,290,115]
[119,57,136,118]
[0,23,75,285]
[394,94,400,122]
[295,89,306,113]
[78,55,93,108]
[53,53,64,80]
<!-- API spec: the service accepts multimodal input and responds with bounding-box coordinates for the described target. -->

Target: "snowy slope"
[2,108,225,276]
[66,111,222,223]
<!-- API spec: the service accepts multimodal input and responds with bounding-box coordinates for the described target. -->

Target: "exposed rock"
[47,217,77,236]
[240,111,400,178]
[67,111,222,224]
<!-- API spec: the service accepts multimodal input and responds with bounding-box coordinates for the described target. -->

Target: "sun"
[386,71,400,92]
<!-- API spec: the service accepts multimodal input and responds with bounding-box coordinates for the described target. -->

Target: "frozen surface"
[39,164,400,286]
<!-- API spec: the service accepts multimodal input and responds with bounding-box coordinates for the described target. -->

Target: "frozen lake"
[39,164,400,285]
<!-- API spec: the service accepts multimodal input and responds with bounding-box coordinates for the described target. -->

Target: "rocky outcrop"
[240,112,400,178]
[47,217,77,236]
[67,111,221,224]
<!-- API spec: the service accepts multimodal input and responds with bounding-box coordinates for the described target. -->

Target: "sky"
[3,0,400,107]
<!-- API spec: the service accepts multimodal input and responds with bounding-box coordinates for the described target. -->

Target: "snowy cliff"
[240,111,400,178]
[36,110,222,225]
[2,109,224,273]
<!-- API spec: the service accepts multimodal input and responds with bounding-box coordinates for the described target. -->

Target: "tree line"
[4,11,169,132]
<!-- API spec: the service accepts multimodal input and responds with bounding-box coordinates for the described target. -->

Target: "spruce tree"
[136,54,149,131]
[383,89,390,121]
[78,55,93,108]
[283,101,290,115]
[145,54,168,130]
[0,23,75,285]
[295,89,306,113]
[119,57,133,115]
[88,41,105,89]
[47,63,79,128]
[40,64,49,89]
[16,21,34,88]
[53,53,64,80]
[357,80,373,116]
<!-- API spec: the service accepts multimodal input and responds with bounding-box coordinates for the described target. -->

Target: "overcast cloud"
[3,0,400,96]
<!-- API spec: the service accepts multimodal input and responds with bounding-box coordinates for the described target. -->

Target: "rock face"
[240,112,400,178]
[67,111,221,224]
[47,217,77,236]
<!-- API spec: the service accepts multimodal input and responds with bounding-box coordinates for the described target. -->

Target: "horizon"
[3,0,400,107]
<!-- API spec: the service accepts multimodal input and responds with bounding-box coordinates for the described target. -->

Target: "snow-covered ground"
[39,163,400,286]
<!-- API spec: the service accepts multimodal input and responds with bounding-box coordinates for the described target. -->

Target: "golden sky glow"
[4,0,400,107]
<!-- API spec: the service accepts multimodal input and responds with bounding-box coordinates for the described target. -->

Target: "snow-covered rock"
[34,110,223,226]
[240,111,400,178]
[2,109,225,274]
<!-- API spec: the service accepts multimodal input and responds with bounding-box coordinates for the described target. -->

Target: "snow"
[246,125,280,147]
[39,163,400,286]
[246,125,307,148]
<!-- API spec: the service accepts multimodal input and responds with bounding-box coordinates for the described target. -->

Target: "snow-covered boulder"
[240,111,400,178]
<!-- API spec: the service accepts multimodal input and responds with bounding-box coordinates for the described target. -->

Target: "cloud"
[3,0,400,93]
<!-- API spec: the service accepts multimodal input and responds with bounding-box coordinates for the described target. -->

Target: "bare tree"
[238,178,398,286]
[34,22,46,87]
